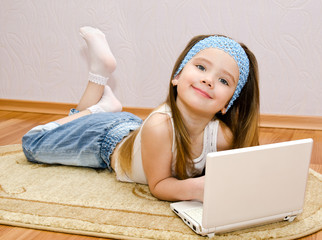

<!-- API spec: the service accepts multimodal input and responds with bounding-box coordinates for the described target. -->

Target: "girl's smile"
[191,85,213,99]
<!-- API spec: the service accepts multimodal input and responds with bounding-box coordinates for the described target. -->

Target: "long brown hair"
[118,34,260,180]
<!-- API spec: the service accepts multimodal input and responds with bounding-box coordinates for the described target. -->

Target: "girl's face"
[172,48,239,118]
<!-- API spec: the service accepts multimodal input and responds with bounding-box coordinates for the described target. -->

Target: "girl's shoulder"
[142,112,173,138]
[141,112,173,165]
[140,103,174,150]
[142,103,173,132]
[216,120,233,151]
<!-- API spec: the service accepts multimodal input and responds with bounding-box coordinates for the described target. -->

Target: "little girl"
[22,27,259,202]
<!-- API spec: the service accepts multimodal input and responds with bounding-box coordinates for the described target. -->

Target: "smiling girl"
[22,28,259,202]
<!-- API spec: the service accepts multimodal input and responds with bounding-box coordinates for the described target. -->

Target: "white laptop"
[170,138,313,237]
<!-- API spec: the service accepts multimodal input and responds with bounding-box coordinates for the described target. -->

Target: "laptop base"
[171,201,301,236]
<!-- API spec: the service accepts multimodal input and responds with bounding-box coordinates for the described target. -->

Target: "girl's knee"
[26,122,60,134]
[22,132,39,163]
[21,122,59,163]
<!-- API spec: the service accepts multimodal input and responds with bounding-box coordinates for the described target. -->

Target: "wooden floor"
[0,110,321,240]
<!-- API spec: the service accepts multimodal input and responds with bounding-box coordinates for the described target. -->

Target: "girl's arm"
[141,113,204,202]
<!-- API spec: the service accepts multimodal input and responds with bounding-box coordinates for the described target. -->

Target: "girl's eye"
[196,65,206,71]
[219,78,229,86]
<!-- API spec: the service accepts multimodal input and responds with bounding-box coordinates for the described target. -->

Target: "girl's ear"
[221,106,228,115]
[172,74,180,86]
[172,79,178,86]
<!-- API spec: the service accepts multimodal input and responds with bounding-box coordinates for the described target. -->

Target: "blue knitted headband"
[174,36,250,111]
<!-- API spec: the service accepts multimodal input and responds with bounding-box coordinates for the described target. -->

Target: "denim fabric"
[69,108,80,115]
[22,112,142,171]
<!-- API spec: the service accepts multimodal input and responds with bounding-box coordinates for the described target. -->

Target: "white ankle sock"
[87,105,105,114]
[87,86,122,114]
[88,72,108,86]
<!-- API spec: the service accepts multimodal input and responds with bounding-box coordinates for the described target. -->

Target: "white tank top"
[114,104,219,184]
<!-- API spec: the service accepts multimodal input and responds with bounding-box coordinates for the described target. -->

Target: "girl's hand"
[192,175,205,202]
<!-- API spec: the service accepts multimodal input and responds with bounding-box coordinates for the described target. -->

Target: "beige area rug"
[0,144,321,240]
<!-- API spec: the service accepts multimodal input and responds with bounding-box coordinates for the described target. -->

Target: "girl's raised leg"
[56,27,122,125]
[77,26,118,111]
[22,27,125,168]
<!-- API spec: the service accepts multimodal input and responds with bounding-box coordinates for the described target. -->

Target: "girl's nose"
[201,79,213,88]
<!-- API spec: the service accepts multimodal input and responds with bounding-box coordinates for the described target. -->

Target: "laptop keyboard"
[185,207,203,224]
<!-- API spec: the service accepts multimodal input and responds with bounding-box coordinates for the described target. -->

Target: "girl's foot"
[80,26,117,77]
[88,86,122,113]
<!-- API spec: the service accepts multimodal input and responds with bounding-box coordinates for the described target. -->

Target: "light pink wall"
[1,0,321,116]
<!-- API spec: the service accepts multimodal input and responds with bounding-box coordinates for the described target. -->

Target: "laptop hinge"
[284,215,296,222]
[284,209,302,222]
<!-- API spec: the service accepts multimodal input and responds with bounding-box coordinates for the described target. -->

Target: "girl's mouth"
[192,86,212,99]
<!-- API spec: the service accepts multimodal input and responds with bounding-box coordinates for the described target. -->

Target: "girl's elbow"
[148,183,163,200]
[148,182,174,201]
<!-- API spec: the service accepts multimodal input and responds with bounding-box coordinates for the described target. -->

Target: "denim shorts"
[22,111,142,171]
